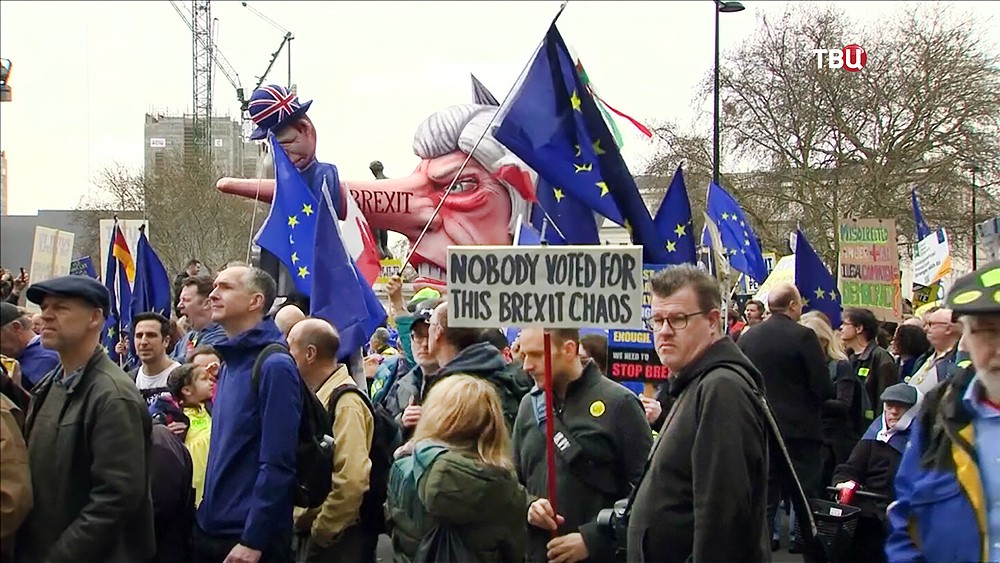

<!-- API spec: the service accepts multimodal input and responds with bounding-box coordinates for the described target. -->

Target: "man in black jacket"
[739,283,834,545]
[627,265,771,563]
[514,327,650,563]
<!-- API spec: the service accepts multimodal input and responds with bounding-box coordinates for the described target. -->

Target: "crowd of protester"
[0,259,996,563]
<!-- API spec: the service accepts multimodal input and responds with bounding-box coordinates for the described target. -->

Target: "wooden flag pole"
[543,330,559,537]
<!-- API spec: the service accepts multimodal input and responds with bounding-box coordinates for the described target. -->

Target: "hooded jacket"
[195,319,301,551]
[886,366,992,563]
[427,342,532,433]
[833,412,915,518]
[627,337,771,563]
[386,441,527,563]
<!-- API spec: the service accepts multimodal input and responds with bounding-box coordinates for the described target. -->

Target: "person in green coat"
[386,375,527,563]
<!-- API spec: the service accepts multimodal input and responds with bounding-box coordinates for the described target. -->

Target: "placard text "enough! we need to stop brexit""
[446,245,644,329]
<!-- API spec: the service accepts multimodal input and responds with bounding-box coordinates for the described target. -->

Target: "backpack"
[328,383,402,536]
[252,343,334,509]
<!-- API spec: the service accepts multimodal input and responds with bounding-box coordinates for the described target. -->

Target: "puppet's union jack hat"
[247,84,313,140]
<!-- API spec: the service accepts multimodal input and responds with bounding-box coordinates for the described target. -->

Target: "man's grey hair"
[413,104,532,233]
[236,266,277,317]
[648,264,722,313]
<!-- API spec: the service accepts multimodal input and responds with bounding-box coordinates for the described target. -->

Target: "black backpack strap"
[327,383,374,422]
[718,362,819,541]
[251,343,290,396]
[551,414,623,497]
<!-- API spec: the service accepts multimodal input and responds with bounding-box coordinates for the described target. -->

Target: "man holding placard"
[514,327,650,563]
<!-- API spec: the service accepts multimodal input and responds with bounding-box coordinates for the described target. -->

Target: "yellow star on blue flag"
[652,165,696,265]
[494,25,670,263]
[255,134,319,295]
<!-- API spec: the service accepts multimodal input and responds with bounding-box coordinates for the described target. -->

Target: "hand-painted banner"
[606,328,668,383]
[447,245,644,329]
[838,218,902,322]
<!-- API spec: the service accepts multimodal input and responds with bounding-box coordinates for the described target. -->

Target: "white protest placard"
[447,245,644,329]
[27,227,76,312]
[912,228,951,287]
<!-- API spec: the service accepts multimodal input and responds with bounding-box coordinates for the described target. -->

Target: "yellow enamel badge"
[589,400,606,418]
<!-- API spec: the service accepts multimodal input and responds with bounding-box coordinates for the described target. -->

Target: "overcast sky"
[1,1,997,216]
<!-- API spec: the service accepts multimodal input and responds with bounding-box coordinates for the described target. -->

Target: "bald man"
[738,283,834,548]
[287,318,376,562]
[275,305,306,338]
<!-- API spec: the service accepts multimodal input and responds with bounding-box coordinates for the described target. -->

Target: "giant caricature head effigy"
[218,88,537,288]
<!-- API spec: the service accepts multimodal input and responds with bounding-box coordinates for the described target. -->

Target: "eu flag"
[255,136,318,296]
[794,229,842,328]
[494,25,670,264]
[130,225,172,319]
[311,181,388,361]
[652,166,696,265]
[102,222,134,363]
[911,188,931,241]
[529,178,601,245]
[705,181,768,283]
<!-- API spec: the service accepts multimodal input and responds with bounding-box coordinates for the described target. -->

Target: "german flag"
[112,227,135,283]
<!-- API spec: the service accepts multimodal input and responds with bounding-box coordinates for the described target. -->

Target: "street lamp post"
[713,1,745,185]
[971,162,981,269]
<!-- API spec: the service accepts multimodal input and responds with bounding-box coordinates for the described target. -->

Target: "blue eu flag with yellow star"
[794,229,841,328]
[652,166,696,265]
[255,136,318,296]
[704,181,768,283]
[530,178,601,245]
[495,25,670,264]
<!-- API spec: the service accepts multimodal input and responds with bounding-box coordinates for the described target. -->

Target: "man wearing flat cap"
[887,261,1000,563]
[15,276,155,563]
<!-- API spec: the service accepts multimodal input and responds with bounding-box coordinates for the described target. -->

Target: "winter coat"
[627,337,771,563]
[513,361,651,562]
[886,366,992,563]
[0,392,30,563]
[195,319,301,551]
[17,347,155,563]
[386,441,526,563]
[832,415,911,519]
[738,313,834,441]
[426,342,533,434]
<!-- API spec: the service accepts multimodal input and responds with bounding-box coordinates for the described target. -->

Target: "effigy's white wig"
[413,104,536,234]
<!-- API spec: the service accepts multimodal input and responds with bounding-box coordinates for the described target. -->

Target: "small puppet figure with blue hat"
[221,84,383,279]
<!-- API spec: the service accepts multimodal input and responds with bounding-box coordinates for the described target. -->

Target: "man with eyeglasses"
[906,306,960,394]
[887,261,1000,562]
[738,283,834,552]
[626,265,773,563]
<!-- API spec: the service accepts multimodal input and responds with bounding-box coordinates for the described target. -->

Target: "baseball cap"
[407,287,441,313]
[26,276,111,318]
[0,302,20,327]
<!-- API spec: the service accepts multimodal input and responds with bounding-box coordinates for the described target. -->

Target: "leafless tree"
[75,150,266,274]
[645,4,1000,266]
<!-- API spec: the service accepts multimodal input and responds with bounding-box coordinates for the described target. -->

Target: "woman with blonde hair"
[386,375,526,562]
[800,312,866,485]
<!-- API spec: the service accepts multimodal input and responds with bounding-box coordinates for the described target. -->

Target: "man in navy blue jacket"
[194,265,301,563]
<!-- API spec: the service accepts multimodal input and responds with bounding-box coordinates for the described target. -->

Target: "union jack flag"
[248,84,300,126]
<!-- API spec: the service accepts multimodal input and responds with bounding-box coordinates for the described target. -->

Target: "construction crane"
[170,1,251,158]
[240,2,293,94]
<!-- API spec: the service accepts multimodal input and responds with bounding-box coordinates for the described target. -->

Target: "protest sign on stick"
[446,245,644,330]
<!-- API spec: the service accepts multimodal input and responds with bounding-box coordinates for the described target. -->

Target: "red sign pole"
[543,331,558,535]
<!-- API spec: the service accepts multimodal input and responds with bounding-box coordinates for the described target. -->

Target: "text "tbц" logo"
[812,44,867,72]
